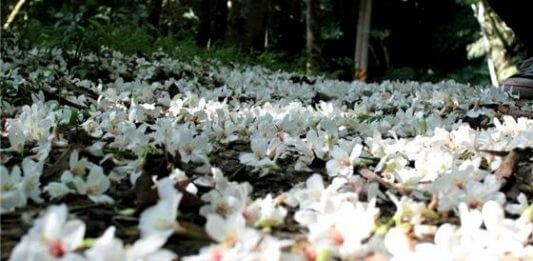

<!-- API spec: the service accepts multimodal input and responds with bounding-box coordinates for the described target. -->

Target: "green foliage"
[447,63,491,85]
[14,19,307,77]
[94,25,155,54]
[455,0,479,6]
[7,0,493,85]
[379,60,490,85]
[431,8,480,54]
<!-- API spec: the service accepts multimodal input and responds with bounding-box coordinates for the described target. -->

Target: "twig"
[479,149,509,157]
[359,168,395,191]
[497,105,533,119]
[3,0,26,30]
[359,168,432,198]
[495,149,521,183]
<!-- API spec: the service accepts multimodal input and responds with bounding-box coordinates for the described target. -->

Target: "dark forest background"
[2,0,532,85]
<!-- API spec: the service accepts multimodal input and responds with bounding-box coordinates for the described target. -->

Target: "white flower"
[199,177,252,218]
[306,130,331,160]
[75,166,114,204]
[494,116,528,136]
[210,120,239,145]
[45,171,86,200]
[506,193,529,215]
[432,162,501,212]
[85,226,177,261]
[0,165,26,213]
[306,199,379,258]
[286,136,315,170]
[451,124,479,151]
[388,192,428,225]
[463,175,504,209]
[1,158,44,213]
[20,158,44,204]
[292,175,348,227]
[384,226,415,259]
[87,141,106,157]
[139,178,182,242]
[69,150,89,176]
[152,118,178,149]
[10,205,86,261]
[326,144,362,177]
[44,183,73,200]
[413,147,453,182]
[481,201,533,256]
[292,174,333,211]
[111,123,150,156]
[205,213,260,248]
[177,129,211,163]
[243,194,287,228]
[239,135,277,169]
[14,102,55,142]
[8,122,25,154]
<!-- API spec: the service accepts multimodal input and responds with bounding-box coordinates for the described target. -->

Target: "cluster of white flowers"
[1,158,43,213]
[45,152,114,204]
[10,204,177,261]
[2,43,532,260]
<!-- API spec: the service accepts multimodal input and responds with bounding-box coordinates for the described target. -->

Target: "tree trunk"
[195,0,228,48]
[485,0,533,55]
[196,0,212,47]
[211,0,228,45]
[305,0,320,73]
[354,0,372,81]
[245,0,269,51]
[269,0,302,54]
[147,0,163,29]
[472,0,517,86]
[226,0,246,46]
[335,0,356,58]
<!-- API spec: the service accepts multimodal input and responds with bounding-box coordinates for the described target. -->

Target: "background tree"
[195,0,228,47]
[305,0,321,72]
[354,0,372,81]
[2,0,530,84]
[485,0,533,56]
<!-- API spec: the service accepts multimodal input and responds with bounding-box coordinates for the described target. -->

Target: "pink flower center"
[329,228,345,246]
[242,210,255,222]
[49,240,66,257]
[304,246,316,261]
[210,248,224,261]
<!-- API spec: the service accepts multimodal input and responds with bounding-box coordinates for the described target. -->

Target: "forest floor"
[1,36,533,260]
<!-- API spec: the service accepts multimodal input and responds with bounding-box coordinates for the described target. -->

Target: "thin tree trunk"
[485,0,533,55]
[211,0,228,45]
[196,0,212,47]
[226,0,246,46]
[305,0,320,73]
[472,1,505,86]
[354,0,372,81]
[473,1,498,85]
[3,0,26,30]
[147,0,163,29]
[245,0,269,51]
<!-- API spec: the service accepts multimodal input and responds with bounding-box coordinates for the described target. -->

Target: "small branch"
[497,105,533,119]
[359,168,399,193]
[479,104,533,119]
[495,149,521,183]
[3,0,27,30]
